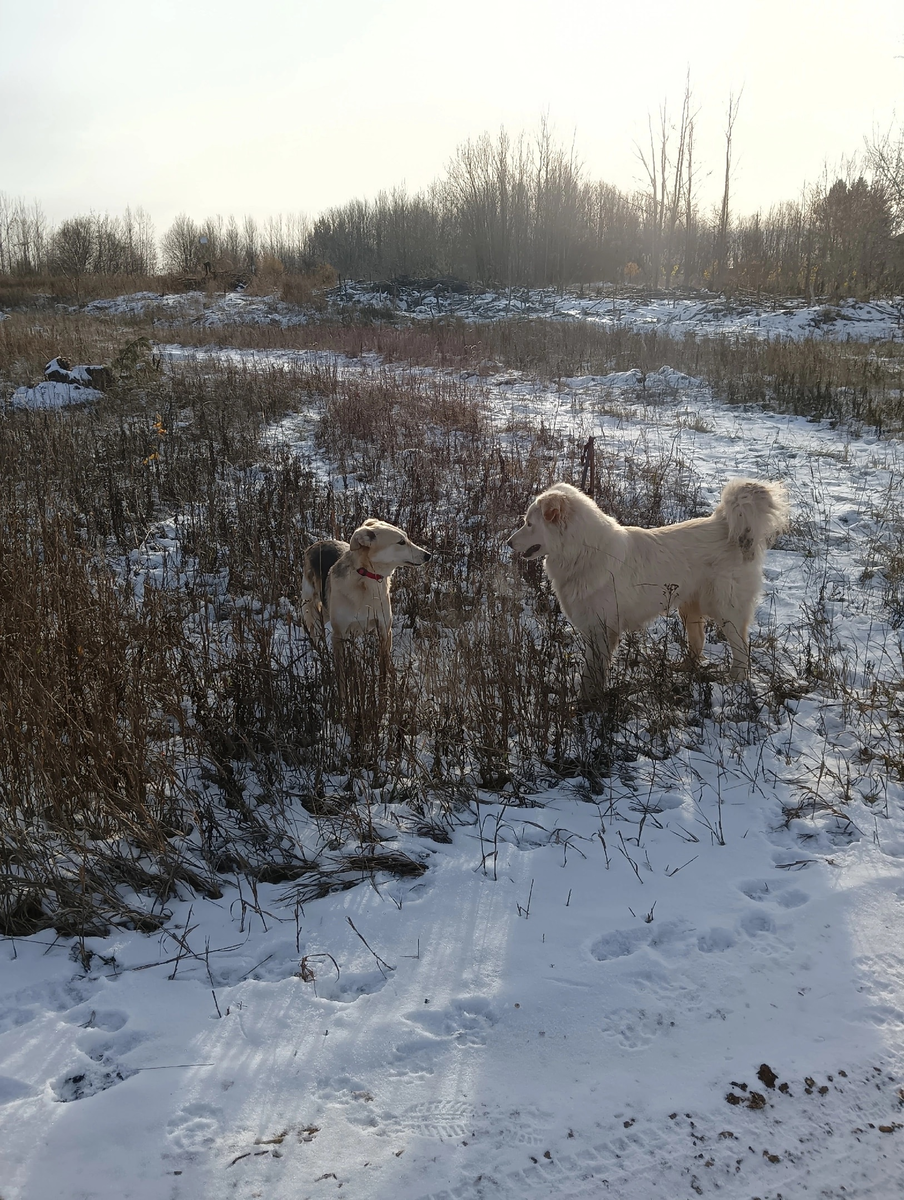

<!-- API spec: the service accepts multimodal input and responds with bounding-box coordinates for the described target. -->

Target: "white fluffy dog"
[507,479,788,699]
[302,520,431,682]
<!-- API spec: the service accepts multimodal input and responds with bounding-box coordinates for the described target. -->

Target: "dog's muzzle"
[520,544,542,559]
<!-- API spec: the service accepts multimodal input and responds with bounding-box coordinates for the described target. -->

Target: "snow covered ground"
[2,318,904,1198]
[7,380,104,409]
[76,283,904,342]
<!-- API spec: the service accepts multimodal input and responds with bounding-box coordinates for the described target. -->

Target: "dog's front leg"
[377,627,393,696]
[579,625,615,707]
[679,600,706,667]
[332,633,348,709]
[722,616,751,681]
[579,653,608,707]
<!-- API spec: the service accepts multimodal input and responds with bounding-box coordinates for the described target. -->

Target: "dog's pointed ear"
[538,490,571,527]
[350,526,377,550]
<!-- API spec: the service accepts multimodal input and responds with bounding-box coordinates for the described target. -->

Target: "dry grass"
[0,269,338,312]
[0,273,174,309]
[5,273,902,431]
[0,343,719,936]
[0,311,155,388]
[278,265,338,306]
[117,315,904,435]
[2,287,903,938]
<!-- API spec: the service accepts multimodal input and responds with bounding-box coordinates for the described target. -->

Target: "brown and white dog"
[507,479,788,701]
[301,519,431,681]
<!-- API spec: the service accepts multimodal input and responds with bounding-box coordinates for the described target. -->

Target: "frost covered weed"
[2,306,903,936]
[860,473,904,628]
[0,350,710,934]
[171,315,904,433]
[5,295,904,430]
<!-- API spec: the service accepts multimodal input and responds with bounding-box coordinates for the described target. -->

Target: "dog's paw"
[676,656,719,677]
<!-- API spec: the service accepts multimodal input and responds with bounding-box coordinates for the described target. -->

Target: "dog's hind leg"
[301,597,324,641]
[301,575,325,641]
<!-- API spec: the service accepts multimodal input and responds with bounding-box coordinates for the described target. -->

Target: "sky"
[1,0,903,234]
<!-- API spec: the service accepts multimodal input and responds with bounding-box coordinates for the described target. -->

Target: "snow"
[82,289,310,329]
[3,305,904,1198]
[74,284,904,341]
[7,380,104,409]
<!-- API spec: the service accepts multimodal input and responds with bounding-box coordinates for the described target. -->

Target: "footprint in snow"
[601,1006,678,1049]
[63,1006,129,1032]
[81,1028,149,1061]
[590,919,693,962]
[388,1035,443,1077]
[310,967,389,1004]
[696,926,737,953]
[738,878,811,908]
[51,1013,150,1103]
[166,1101,225,1151]
[739,910,777,937]
[52,1059,137,1102]
[404,996,498,1045]
[390,1100,552,1145]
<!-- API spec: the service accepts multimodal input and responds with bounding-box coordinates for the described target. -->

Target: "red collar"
[357,567,384,581]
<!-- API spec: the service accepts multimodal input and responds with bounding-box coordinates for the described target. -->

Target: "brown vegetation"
[1,294,903,939]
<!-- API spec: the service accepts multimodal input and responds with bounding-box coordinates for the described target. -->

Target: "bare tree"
[713,90,741,290]
[263,212,310,272]
[530,115,584,289]
[121,206,158,274]
[865,122,904,233]
[635,106,668,287]
[682,107,700,285]
[635,79,695,289]
[577,181,640,283]
[0,196,48,274]
[810,168,894,297]
[662,77,695,288]
[0,194,18,274]
[93,213,128,274]
[443,127,535,285]
[51,216,95,300]
[161,214,202,274]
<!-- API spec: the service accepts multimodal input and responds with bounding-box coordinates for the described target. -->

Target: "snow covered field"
[79,282,904,343]
[2,298,904,1199]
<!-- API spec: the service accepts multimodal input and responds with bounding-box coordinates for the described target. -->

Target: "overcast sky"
[2,0,903,234]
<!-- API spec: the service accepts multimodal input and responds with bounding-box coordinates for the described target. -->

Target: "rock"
[44,359,112,390]
[44,357,73,382]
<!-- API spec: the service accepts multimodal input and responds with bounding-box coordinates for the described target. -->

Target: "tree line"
[3,115,904,300]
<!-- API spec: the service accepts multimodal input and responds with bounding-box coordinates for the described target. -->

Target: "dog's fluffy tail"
[715,479,789,561]
[304,539,346,604]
